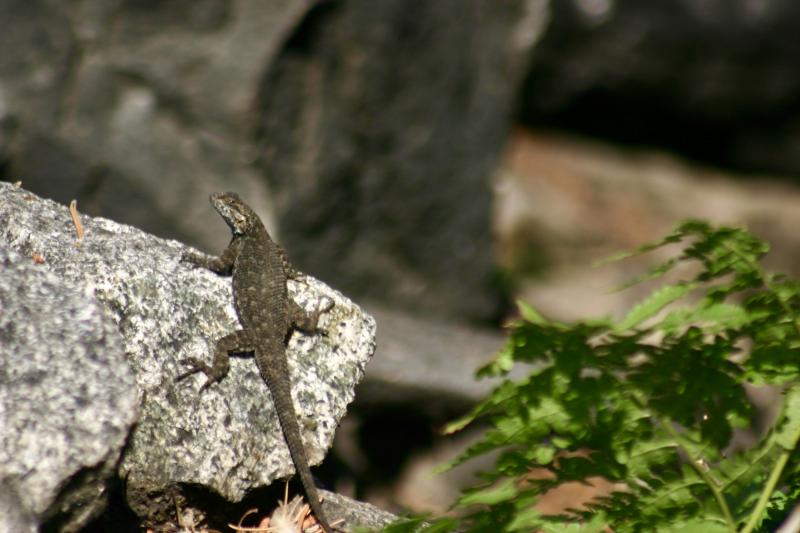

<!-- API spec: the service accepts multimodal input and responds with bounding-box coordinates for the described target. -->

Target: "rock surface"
[257,0,547,322]
[0,247,137,533]
[361,303,507,412]
[321,490,399,531]
[0,183,376,527]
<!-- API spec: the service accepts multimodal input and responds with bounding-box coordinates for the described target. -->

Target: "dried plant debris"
[69,199,84,241]
[230,486,340,533]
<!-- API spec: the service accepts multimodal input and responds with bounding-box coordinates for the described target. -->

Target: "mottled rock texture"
[0,246,137,532]
[0,183,375,527]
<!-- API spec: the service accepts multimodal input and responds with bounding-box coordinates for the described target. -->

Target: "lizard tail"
[260,357,334,533]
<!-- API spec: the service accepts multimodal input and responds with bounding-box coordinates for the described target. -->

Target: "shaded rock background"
[2,0,800,527]
[254,0,544,322]
[495,129,800,323]
[520,0,800,175]
[0,0,546,324]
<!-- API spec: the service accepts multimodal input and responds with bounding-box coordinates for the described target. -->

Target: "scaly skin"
[177,192,334,533]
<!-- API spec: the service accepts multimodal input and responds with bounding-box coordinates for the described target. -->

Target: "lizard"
[176,191,335,533]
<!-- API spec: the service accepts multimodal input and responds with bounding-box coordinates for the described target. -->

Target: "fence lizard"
[177,192,335,533]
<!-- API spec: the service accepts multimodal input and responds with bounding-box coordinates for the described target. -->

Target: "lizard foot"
[176,358,221,391]
[179,250,206,268]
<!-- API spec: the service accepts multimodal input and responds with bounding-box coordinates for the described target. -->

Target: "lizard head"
[209,192,258,235]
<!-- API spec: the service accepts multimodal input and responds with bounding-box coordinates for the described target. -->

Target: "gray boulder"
[0,247,137,533]
[0,183,376,528]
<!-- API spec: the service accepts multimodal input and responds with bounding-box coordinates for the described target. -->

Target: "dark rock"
[257,0,546,322]
[0,0,75,124]
[360,302,508,414]
[0,0,547,324]
[520,0,800,175]
[0,0,314,247]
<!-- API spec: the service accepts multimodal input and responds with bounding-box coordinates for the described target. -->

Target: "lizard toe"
[175,358,211,382]
[179,250,204,267]
[198,378,217,392]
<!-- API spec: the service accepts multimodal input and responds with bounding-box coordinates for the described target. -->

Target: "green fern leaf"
[457,478,518,506]
[388,221,800,533]
[614,282,695,332]
[774,386,800,450]
[518,299,547,324]
[660,300,755,334]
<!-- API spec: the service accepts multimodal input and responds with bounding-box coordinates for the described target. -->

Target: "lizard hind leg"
[288,298,334,335]
[177,329,254,390]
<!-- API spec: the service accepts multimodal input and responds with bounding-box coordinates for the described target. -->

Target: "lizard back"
[231,227,289,337]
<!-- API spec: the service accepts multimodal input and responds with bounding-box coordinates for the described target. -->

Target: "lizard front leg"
[177,330,253,390]
[181,242,238,276]
[288,298,334,335]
